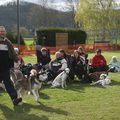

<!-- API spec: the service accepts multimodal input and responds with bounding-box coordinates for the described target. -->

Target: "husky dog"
[10,69,28,98]
[91,73,111,87]
[29,69,42,101]
[52,68,70,88]
[11,67,48,102]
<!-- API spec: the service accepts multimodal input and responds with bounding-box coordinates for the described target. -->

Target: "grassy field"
[24,38,35,46]
[0,51,120,120]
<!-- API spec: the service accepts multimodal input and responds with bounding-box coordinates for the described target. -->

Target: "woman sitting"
[109,56,120,72]
[36,46,51,70]
[90,49,108,72]
[14,48,25,69]
[48,51,68,81]
[71,50,87,81]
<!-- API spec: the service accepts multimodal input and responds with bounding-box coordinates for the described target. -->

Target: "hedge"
[36,28,87,46]
[6,32,25,45]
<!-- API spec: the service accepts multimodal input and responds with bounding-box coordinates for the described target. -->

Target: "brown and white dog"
[91,73,111,87]
[89,71,108,82]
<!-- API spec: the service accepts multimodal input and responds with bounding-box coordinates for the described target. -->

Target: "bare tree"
[64,0,79,28]
[37,0,55,27]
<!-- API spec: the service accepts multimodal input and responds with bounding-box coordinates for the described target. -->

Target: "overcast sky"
[0,0,65,5]
[0,0,66,10]
[0,0,120,10]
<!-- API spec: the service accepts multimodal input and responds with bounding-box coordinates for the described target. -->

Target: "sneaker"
[13,97,22,105]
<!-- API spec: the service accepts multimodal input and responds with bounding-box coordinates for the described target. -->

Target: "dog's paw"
[90,82,96,85]
[36,98,40,102]
[28,91,31,95]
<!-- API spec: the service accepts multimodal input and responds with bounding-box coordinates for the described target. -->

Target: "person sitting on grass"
[70,50,88,82]
[36,47,51,70]
[59,49,75,82]
[14,47,25,69]
[78,46,88,59]
[90,48,108,72]
[47,51,68,81]
[108,56,120,72]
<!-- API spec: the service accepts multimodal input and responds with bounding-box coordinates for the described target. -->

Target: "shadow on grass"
[0,104,48,120]
[110,80,120,86]
[40,92,50,100]
[38,102,68,116]
[65,80,106,92]
[14,102,68,116]
[0,102,68,120]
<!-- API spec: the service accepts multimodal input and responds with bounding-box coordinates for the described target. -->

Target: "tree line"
[0,1,75,37]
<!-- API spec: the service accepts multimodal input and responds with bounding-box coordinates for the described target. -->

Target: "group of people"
[0,26,120,106]
[35,45,120,84]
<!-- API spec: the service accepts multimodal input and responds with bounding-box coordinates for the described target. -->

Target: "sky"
[0,0,65,6]
[0,0,120,10]
[0,0,66,10]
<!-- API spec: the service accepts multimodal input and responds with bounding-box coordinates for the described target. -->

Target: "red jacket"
[91,54,107,68]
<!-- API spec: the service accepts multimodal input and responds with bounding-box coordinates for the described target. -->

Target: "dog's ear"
[30,69,38,76]
[30,74,33,77]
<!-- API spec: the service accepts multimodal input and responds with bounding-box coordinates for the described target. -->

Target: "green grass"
[24,38,35,46]
[0,51,120,120]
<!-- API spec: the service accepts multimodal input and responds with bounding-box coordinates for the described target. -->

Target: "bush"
[36,28,87,46]
[6,32,25,45]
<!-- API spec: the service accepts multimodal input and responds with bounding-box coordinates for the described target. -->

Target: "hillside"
[0,2,75,32]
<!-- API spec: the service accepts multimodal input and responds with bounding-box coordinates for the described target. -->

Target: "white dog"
[52,68,70,88]
[91,73,111,87]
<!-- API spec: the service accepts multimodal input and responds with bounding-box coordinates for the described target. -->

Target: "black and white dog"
[52,68,70,88]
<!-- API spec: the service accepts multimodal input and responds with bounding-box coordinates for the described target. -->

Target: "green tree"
[75,0,120,40]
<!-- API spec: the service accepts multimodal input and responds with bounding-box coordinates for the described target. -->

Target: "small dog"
[52,68,70,88]
[89,71,108,82]
[91,73,111,87]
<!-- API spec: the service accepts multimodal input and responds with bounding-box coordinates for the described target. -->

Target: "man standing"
[0,26,22,105]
